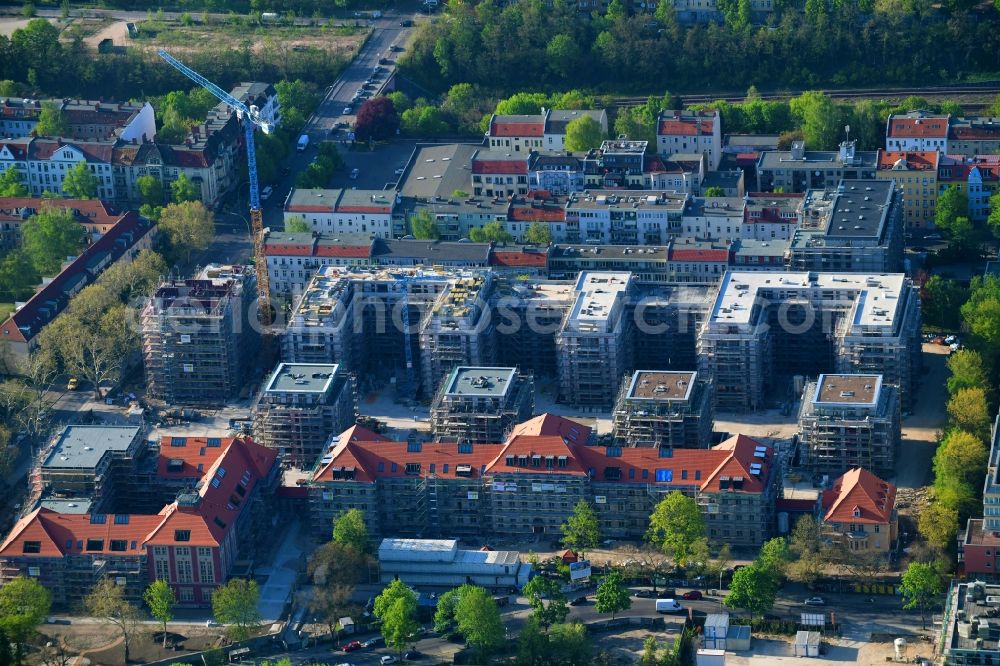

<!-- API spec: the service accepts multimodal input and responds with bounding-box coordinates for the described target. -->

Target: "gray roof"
[400,144,479,200]
[444,367,517,397]
[545,109,607,134]
[724,134,781,149]
[757,149,878,170]
[733,238,789,258]
[373,238,492,265]
[39,498,92,514]
[42,425,141,470]
[264,362,340,394]
[551,244,670,261]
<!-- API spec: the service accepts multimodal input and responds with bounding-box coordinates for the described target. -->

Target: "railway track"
[614,82,1000,107]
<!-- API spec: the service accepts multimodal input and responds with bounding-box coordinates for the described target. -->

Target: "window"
[178,587,194,602]
[198,558,215,583]
[405,462,421,475]
[176,559,193,584]
[442,464,449,474]
[391,463,397,473]
[606,446,622,457]
[22,541,41,554]
[407,442,422,453]
[155,558,170,580]
[377,462,385,473]
[214,516,227,529]
[114,514,130,524]
[174,530,191,542]
[90,514,107,524]
[217,467,226,478]
[110,540,128,552]
[85,539,104,551]
[207,438,221,447]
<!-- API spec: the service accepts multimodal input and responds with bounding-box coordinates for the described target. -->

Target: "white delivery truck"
[296,134,310,152]
[655,599,683,614]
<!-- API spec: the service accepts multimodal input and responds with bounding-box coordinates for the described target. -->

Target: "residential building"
[281,269,358,369]
[253,363,357,467]
[875,150,939,229]
[528,153,586,195]
[756,141,878,193]
[681,197,745,240]
[141,264,260,406]
[611,370,713,448]
[308,415,780,549]
[264,231,373,296]
[488,246,550,277]
[698,271,921,412]
[284,188,395,238]
[0,196,134,249]
[787,179,904,273]
[730,238,789,271]
[0,212,155,370]
[543,109,609,152]
[657,109,722,170]
[430,367,534,444]
[0,97,155,142]
[564,190,686,245]
[556,272,635,407]
[666,240,731,283]
[940,581,1000,665]
[797,374,901,476]
[741,192,803,242]
[374,238,493,268]
[471,150,531,198]
[487,114,545,153]
[701,169,745,197]
[948,116,1000,156]
[229,82,281,128]
[0,437,280,609]
[377,538,531,590]
[884,111,950,153]
[820,467,898,556]
[938,155,1000,224]
[0,139,116,199]
[492,279,577,380]
[959,414,1000,580]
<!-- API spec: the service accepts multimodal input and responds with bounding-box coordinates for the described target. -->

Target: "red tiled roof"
[658,111,716,137]
[472,159,528,175]
[0,509,163,558]
[486,435,589,475]
[876,150,939,170]
[315,244,370,258]
[264,242,313,256]
[668,247,730,262]
[821,467,896,524]
[287,205,332,214]
[156,436,234,479]
[508,414,591,442]
[509,205,565,222]
[0,197,125,227]
[950,124,1000,141]
[490,120,544,138]
[490,250,548,268]
[887,117,948,139]
[336,205,392,214]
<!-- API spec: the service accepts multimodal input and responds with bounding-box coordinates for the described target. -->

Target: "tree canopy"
[646,491,706,567]
[564,116,605,152]
[900,562,942,629]
[594,570,631,620]
[332,508,371,555]
[21,207,85,276]
[560,499,600,555]
[374,579,420,657]
[61,161,99,199]
[455,586,504,657]
[355,97,399,142]
[0,576,51,660]
[158,200,214,264]
[212,579,262,640]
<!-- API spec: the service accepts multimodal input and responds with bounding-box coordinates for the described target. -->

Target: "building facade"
[875,150,939,229]
[612,370,713,448]
[819,467,898,556]
[430,367,534,444]
[657,110,722,170]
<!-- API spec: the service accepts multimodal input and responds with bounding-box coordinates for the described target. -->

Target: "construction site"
[611,370,714,448]
[697,271,921,413]
[430,367,534,444]
[141,264,260,406]
[797,374,901,476]
[253,362,358,467]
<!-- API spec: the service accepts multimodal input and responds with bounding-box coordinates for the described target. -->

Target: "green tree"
[212,579,262,640]
[988,191,1000,236]
[546,34,583,81]
[469,221,514,243]
[410,210,441,240]
[935,185,969,236]
[923,276,969,331]
[962,275,1000,346]
[136,175,164,207]
[522,576,570,628]
[0,250,40,302]
[0,576,51,664]
[0,167,28,197]
[724,564,778,617]
[434,585,473,636]
[640,635,659,666]
[946,349,990,396]
[703,186,726,197]
[332,508,371,555]
[789,91,843,150]
[525,223,552,245]
[285,216,310,233]
[646,491,706,567]
[787,515,830,588]
[85,578,141,663]
[548,622,592,665]
[900,562,942,629]
[594,570,631,620]
[21,207,85,276]
[918,502,959,552]
[35,100,68,137]
[561,499,600,557]
[374,580,420,658]
[144,580,176,647]
[61,161,99,199]
[947,387,992,441]
[158,201,214,263]
[170,173,200,203]
[455,586,504,658]
[564,116,604,152]
[756,537,791,581]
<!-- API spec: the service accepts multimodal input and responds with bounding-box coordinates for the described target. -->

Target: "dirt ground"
[127,19,367,57]
[37,622,229,666]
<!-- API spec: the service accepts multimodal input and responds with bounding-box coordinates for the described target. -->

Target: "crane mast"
[158,49,274,326]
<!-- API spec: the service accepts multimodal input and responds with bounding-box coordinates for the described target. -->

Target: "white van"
[655,599,683,614]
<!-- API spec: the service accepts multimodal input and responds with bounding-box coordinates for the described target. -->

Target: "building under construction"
[797,374,900,476]
[612,371,713,448]
[492,280,577,379]
[698,271,921,413]
[253,362,357,467]
[430,367,534,444]
[141,264,259,406]
[419,273,497,392]
[281,271,357,370]
[556,272,636,407]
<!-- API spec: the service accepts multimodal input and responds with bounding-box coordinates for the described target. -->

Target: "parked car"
[400,18,414,25]
[261,185,273,200]
[67,377,79,391]
[804,596,825,606]
[341,640,363,652]
[925,233,942,240]
[944,335,957,344]
[682,590,703,600]
[343,106,352,115]
[634,589,657,598]
[380,657,397,665]
[404,650,423,660]
[570,595,588,606]
[362,636,384,648]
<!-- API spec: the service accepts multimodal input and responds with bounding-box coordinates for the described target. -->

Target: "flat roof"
[551,244,670,261]
[264,363,339,394]
[802,180,894,239]
[567,190,685,212]
[627,371,697,401]
[39,498,92,514]
[569,272,631,325]
[709,271,907,328]
[758,149,878,170]
[445,367,517,397]
[374,238,491,264]
[42,425,141,470]
[813,374,882,406]
[400,144,479,200]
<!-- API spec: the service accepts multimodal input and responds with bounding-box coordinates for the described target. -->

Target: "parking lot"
[329,140,420,191]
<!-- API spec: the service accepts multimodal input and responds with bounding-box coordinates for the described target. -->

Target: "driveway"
[258,519,303,622]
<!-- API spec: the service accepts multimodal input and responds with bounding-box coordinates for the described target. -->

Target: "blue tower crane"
[158,49,275,325]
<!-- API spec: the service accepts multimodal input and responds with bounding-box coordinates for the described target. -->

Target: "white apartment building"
[657,110,722,170]
[284,188,395,238]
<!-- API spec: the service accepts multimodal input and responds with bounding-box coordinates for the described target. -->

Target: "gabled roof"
[0,197,126,227]
[887,114,949,139]
[876,150,939,171]
[490,249,549,268]
[490,115,544,138]
[822,467,896,524]
[156,436,234,479]
[507,413,591,443]
[657,110,718,137]
[485,435,589,476]
[0,508,161,558]
[313,425,390,481]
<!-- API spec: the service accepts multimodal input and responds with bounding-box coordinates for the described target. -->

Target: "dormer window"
[853,508,861,518]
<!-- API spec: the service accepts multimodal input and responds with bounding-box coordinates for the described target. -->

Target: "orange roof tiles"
[508,205,565,222]
[472,159,528,175]
[887,117,948,139]
[822,467,896,524]
[658,111,716,137]
[156,436,234,479]
[668,247,730,262]
[315,244,371,258]
[490,250,548,268]
[876,150,939,171]
[490,119,544,138]
[0,509,162,558]
[508,414,591,442]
